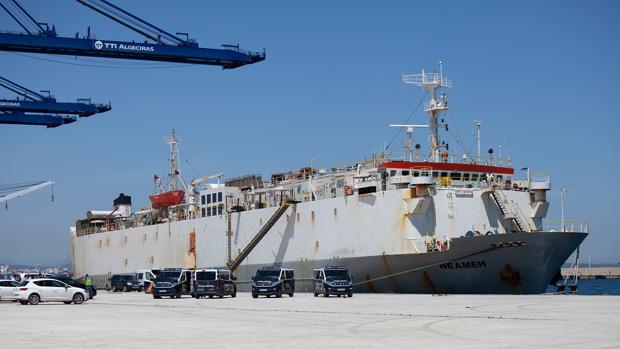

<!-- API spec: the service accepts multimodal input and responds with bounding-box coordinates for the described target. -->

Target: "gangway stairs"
[489,189,530,232]
[226,200,292,272]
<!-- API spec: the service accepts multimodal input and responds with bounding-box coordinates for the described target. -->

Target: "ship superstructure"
[71,67,588,294]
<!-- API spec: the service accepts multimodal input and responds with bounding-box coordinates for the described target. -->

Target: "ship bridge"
[379,161,516,189]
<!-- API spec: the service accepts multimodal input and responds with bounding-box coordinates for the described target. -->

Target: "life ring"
[344,185,353,196]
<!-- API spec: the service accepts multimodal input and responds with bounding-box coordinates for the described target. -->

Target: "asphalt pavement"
[1,292,618,348]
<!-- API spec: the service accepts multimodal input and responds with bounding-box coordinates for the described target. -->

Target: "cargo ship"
[71,68,588,294]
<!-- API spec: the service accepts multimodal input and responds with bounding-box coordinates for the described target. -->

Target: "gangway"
[0,0,265,69]
[226,200,292,272]
[489,189,530,232]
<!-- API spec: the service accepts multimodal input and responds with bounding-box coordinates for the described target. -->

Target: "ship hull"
[74,188,587,294]
[232,231,586,294]
[86,231,585,294]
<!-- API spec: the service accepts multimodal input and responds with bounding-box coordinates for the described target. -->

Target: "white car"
[16,272,54,282]
[14,278,88,305]
[0,280,20,300]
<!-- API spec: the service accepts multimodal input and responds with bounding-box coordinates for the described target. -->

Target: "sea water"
[547,279,620,295]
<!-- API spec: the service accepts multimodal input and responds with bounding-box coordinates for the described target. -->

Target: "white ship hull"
[71,187,584,293]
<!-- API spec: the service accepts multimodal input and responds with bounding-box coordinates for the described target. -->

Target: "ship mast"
[164,129,183,190]
[402,62,452,162]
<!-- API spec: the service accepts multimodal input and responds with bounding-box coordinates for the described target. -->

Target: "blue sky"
[1,0,618,265]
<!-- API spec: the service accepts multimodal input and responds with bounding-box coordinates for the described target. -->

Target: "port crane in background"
[0,75,111,127]
[0,0,266,69]
[0,180,54,207]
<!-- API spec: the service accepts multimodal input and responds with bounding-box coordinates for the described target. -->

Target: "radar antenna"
[389,124,429,162]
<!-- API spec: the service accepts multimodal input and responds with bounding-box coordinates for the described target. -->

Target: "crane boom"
[0,0,266,69]
[0,75,110,127]
[0,112,76,128]
[0,180,54,203]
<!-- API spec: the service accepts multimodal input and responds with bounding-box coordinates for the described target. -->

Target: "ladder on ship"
[226,200,292,272]
[489,189,530,232]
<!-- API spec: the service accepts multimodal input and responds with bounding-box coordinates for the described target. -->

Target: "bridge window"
[497,175,503,181]
[463,173,470,181]
[433,171,439,178]
[440,172,448,177]
[390,170,397,176]
[450,172,461,180]
[402,170,410,176]
[413,171,419,177]
[471,174,479,181]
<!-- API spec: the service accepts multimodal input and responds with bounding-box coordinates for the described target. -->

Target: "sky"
[1,0,618,266]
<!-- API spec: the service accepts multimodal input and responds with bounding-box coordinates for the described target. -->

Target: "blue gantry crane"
[0,0,266,69]
[0,75,111,127]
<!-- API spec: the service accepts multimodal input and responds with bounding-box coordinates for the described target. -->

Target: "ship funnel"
[113,193,132,218]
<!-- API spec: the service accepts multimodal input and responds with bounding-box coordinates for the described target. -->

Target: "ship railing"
[424,100,448,111]
[402,73,452,87]
[531,172,550,183]
[542,220,589,233]
[387,152,513,168]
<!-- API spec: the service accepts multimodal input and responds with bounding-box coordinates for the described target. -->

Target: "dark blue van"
[313,266,353,297]
[191,269,236,298]
[152,268,192,299]
[251,267,295,298]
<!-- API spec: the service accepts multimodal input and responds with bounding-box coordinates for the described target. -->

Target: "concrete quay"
[561,267,620,279]
[0,292,618,348]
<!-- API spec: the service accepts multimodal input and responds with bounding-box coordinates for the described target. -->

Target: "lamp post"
[560,188,567,231]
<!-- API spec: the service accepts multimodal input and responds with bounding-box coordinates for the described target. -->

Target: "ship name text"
[439,260,487,270]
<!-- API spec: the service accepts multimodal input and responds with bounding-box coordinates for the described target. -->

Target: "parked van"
[251,267,294,298]
[135,269,156,289]
[313,266,353,297]
[152,268,192,299]
[192,269,236,298]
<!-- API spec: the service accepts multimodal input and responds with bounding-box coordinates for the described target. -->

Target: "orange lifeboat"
[149,190,185,209]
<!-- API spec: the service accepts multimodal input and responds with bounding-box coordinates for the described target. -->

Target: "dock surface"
[561,266,620,279]
[1,292,618,348]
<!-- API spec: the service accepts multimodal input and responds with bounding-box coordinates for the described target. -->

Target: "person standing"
[85,274,95,299]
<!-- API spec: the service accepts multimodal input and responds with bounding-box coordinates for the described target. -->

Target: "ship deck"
[1,292,617,348]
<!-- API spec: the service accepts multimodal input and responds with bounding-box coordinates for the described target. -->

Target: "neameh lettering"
[439,260,487,270]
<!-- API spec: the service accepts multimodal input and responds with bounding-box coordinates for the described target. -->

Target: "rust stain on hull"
[500,263,522,292]
[422,271,439,294]
[381,254,402,292]
[365,274,377,293]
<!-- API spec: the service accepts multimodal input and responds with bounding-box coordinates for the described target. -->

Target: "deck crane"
[0,180,54,205]
[0,75,111,127]
[0,0,266,69]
